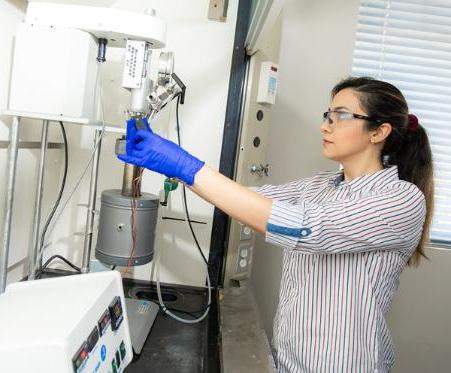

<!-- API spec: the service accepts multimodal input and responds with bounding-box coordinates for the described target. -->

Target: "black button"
[98,309,111,336]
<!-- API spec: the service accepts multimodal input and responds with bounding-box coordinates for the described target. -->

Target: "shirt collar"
[328,165,399,192]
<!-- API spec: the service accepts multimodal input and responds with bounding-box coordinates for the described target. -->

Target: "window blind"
[352,0,451,244]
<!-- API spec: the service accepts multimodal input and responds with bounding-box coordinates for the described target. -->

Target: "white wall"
[1,0,238,287]
[250,0,360,342]
[386,248,451,373]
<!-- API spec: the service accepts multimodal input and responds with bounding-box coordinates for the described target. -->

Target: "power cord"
[37,121,68,270]
[34,63,106,276]
[175,96,209,267]
[34,121,83,279]
[36,255,81,278]
[163,305,211,320]
[154,95,212,323]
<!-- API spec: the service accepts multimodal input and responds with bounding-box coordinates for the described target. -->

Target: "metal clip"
[250,163,269,177]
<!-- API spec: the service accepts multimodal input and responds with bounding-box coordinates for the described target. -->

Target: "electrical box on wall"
[256,61,279,105]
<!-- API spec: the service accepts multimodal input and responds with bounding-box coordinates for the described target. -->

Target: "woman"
[119,76,434,373]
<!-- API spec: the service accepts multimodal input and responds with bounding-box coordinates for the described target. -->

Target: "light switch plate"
[208,0,228,22]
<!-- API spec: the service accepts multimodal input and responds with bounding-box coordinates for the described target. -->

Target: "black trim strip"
[208,0,251,288]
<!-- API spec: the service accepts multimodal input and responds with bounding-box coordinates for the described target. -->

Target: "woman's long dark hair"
[331,76,434,266]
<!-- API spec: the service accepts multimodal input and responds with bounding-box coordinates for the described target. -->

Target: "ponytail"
[385,122,434,266]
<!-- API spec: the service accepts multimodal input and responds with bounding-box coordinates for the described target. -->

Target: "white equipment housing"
[6,2,166,123]
[24,2,166,48]
[0,271,133,373]
[8,23,99,121]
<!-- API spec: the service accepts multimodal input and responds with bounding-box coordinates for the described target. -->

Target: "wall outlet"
[236,243,253,273]
[239,224,253,240]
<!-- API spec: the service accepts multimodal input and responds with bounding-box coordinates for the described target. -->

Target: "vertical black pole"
[205,2,252,371]
[208,0,251,289]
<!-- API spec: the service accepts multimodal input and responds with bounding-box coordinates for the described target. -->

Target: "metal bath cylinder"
[95,189,159,266]
[122,164,143,197]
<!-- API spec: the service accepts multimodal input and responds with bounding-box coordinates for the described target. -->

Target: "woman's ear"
[371,122,392,144]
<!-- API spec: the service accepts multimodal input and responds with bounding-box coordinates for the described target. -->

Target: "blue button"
[100,345,107,361]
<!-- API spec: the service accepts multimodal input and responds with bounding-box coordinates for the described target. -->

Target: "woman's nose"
[320,121,331,133]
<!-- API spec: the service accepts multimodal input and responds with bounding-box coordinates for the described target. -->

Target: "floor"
[220,281,277,373]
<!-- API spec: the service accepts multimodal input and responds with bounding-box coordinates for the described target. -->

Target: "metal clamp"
[250,163,269,177]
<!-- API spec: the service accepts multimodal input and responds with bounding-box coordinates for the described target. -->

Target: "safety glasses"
[322,111,384,126]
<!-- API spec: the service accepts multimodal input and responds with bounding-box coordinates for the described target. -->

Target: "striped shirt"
[252,165,426,373]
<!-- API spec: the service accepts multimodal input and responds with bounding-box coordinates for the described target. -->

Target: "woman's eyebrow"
[330,105,351,111]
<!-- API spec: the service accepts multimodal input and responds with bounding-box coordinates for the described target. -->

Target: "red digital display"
[72,342,89,371]
[98,309,111,336]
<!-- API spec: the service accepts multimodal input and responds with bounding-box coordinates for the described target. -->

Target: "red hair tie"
[408,114,419,131]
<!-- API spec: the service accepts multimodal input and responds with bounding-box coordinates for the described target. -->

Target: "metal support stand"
[28,120,49,280]
[0,117,20,293]
[81,129,103,273]
[0,111,105,289]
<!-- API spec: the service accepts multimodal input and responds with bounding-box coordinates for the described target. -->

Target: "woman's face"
[320,88,373,162]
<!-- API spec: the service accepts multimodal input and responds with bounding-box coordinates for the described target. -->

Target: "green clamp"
[160,177,179,206]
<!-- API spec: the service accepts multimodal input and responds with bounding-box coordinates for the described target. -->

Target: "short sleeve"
[265,182,426,254]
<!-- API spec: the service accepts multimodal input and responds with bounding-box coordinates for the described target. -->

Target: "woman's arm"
[265,181,426,254]
[189,165,272,234]
[117,120,273,232]
[249,178,311,203]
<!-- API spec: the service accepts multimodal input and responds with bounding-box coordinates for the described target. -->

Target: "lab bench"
[122,278,220,373]
[124,279,276,373]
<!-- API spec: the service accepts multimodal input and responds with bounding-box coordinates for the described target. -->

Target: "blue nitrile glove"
[118,117,205,186]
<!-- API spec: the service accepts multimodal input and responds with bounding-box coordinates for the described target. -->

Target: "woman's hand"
[117,117,205,185]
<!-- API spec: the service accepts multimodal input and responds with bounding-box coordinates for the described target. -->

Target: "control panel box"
[256,61,279,105]
[0,271,133,373]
